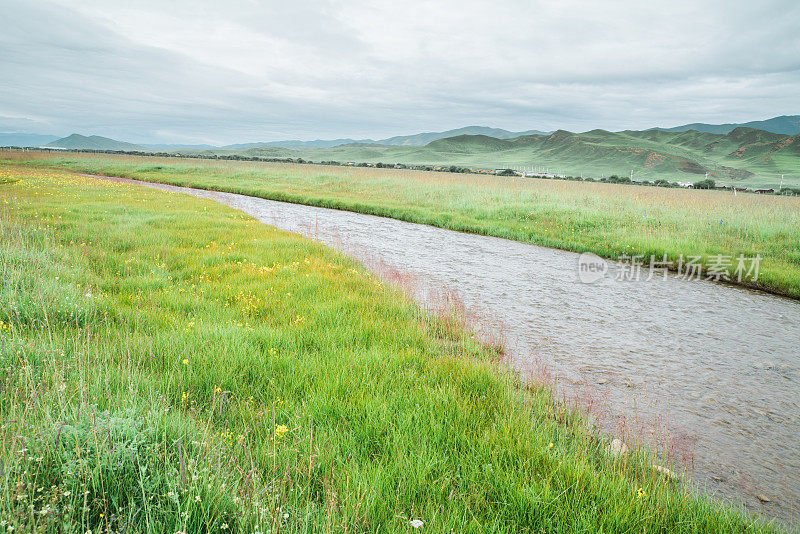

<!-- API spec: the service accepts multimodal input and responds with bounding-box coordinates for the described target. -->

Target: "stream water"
[97,175,800,527]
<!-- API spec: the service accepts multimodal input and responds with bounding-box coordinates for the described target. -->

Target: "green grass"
[0,165,781,532]
[4,151,799,300]
[173,127,800,188]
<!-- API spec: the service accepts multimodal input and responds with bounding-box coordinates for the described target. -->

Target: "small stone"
[608,438,629,456]
[711,475,727,483]
[757,494,771,503]
[653,464,678,481]
[597,378,608,384]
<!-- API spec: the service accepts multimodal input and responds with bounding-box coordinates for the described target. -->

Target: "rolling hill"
[46,134,147,151]
[216,126,554,150]
[657,115,800,135]
[12,116,800,188]
[376,126,552,146]
[213,126,798,188]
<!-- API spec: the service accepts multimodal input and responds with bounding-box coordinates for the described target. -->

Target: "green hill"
[659,115,800,135]
[427,134,514,152]
[40,124,800,188]
[47,133,147,151]
[262,126,798,187]
[379,126,551,146]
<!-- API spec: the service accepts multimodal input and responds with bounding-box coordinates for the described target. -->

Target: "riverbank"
[2,151,799,300]
[0,164,781,532]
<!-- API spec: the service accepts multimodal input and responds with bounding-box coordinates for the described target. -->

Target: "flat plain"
[5,151,799,299]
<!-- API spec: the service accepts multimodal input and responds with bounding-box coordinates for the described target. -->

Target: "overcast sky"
[1,0,799,144]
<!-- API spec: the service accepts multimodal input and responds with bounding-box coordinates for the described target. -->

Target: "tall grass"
[0,164,781,532]
[4,151,798,299]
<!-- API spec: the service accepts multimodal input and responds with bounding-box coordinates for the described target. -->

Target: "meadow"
[0,163,782,532]
[177,127,800,189]
[4,151,799,299]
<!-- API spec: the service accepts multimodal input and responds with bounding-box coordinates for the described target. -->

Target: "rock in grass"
[757,494,771,503]
[608,438,629,456]
[653,464,679,482]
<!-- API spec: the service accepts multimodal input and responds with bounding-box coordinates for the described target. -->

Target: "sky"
[1,0,799,145]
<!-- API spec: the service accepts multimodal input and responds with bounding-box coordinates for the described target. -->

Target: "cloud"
[1,0,798,143]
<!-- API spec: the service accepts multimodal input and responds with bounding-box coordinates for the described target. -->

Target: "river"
[95,175,800,527]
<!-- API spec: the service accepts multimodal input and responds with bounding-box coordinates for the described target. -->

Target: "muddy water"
[100,176,799,526]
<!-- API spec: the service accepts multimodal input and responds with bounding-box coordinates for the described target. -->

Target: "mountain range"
[2,116,798,187]
[43,133,147,151]
[217,126,798,187]
[177,126,554,150]
[655,115,800,135]
[2,116,797,151]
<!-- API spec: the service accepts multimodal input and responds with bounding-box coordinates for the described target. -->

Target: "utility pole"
[779,175,783,192]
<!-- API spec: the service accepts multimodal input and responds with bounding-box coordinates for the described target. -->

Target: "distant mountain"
[244,125,798,187]
[10,116,800,188]
[0,133,60,147]
[47,134,147,151]
[230,126,554,150]
[224,139,361,150]
[142,143,216,150]
[377,126,552,146]
[658,115,800,135]
[426,134,515,152]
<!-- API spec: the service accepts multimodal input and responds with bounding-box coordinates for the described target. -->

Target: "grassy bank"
[3,151,799,300]
[0,164,778,532]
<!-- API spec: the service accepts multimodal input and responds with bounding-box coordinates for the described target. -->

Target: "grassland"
[0,163,783,532]
[179,127,800,189]
[4,151,799,300]
[36,124,800,188]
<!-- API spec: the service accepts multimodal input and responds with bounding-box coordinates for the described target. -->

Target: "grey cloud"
[1,0,798,144]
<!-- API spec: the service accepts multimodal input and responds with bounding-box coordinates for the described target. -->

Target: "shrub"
[693,178,716,189]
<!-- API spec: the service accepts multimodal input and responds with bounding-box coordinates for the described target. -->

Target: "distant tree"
[693,178,715,189]
[605,175,631,184]
[497,168,516,176]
